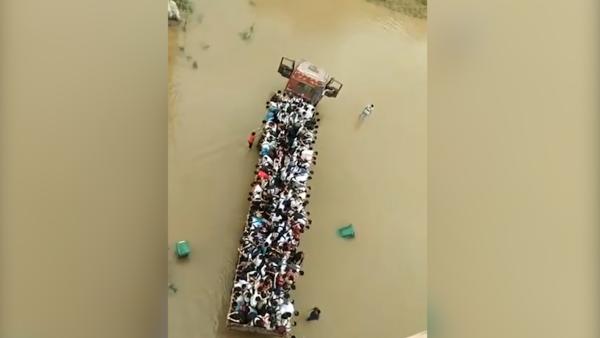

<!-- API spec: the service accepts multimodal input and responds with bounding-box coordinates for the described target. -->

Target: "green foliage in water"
[174,0,193,14]
[366,0,427,19]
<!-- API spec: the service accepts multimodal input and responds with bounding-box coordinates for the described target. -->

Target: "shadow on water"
[355,116,365,130]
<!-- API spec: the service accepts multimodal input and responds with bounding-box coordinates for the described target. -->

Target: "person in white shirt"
[235,279,249,290]
[265,233,275,246]
[279,301,295,320]
[301,149,314,161]
[360,104,375,119]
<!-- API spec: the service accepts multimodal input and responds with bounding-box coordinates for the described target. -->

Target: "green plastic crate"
[337,224,355,239]
[175,240,190,258]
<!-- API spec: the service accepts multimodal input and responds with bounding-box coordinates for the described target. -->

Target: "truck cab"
[278,57,343,105]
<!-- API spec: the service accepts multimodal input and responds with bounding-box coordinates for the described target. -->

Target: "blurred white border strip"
[406,331,427,338]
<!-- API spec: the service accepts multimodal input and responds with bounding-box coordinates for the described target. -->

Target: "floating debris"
[192,61,198,69]
[239,32,251,41]
[201,42,211,50]
[168,283,178,293]
[239,24,255,41]
[178,46,185,52]
[249,0,256,6]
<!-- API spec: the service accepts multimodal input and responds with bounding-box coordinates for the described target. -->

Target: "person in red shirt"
[247,131,256,149]
[257,170,269,180]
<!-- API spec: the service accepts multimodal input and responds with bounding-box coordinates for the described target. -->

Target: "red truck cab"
[278,57,343,105]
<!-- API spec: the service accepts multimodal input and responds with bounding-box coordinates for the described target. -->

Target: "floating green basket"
[175,240,191,258]
[337,224,355,239]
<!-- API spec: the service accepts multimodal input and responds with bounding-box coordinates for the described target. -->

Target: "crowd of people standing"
[227,91,320,336]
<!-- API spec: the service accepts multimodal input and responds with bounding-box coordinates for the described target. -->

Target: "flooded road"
[168,0,427,337]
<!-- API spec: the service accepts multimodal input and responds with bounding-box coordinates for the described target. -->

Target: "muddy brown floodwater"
[168,0,427,337]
